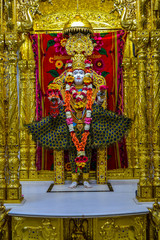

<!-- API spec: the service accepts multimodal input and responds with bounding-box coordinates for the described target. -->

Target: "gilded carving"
[11,215,147,240]
[110,0,137,30]
[12,217,59,240]
[100,219,116,239]
[122,57,132,168]
[34,11,121,32]
[54,150,64,184]
[12,217,24,240]
[1,0,160,204]
[131,58,139,168]
[5,33,22,201]
[27,59,37,179]
[5,0,14,30]
[97,147,107,184]
[0,203,10,240]
[150,31,160,190]
[19,59,29,179]
[17,0,42,32]
[17,0,53,32]
[140,0,148,28]
[64,218,92,240]
[0,34,6,200]
[149,199,160,231]
[133,31,151,195]
[134,216,146,239]
[99,216,146,240]
[153,0,160,28]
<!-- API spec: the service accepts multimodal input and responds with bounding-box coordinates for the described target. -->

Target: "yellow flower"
[65,75,74,83]
[48,83,60,90]
[97,62,102,67]
[55,60,63,69]
[76,162,86,167]
[83,76,92,84]
[60,38,67,47]
[75,102,85,109]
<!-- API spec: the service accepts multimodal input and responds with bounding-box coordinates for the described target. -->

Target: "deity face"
[73,69,85,85]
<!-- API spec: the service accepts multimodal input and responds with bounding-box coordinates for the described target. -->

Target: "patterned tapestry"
[30,31,128,171]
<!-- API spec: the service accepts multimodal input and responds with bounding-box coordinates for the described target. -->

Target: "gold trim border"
[21,168,139,181]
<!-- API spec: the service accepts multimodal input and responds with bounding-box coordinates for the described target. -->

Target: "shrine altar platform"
[7,180,151,218]
[6,180,155,239]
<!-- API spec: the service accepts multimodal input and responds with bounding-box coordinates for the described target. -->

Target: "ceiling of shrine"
[33,0,121,32]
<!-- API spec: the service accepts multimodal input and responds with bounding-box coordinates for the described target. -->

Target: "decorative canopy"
[63,14,93,35]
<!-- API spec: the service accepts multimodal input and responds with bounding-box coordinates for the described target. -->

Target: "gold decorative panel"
[94,215,147,240]
[64,218,93,240]
[12,217,63,240]
[11,214,148,240]
[33,0,121,32]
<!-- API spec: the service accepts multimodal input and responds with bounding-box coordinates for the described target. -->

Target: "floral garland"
[47,83,62,118]
[64,60,93,172]
[47,59,107,173]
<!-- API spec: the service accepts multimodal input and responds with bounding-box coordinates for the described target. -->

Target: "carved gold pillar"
[0,34,6,200]
[19,60,29,179]
[122,57,132,168]
[54,150,64,184]
[5,33,23,202]
[131,58,140,176]
[135,31,152,201]
[97,147,107,184]
[28,60,37,179]
[151,31,160,198]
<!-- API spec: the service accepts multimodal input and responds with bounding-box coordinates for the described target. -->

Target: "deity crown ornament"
[63,14,93,35]
[65,32,94,56]
[72,53,86,70]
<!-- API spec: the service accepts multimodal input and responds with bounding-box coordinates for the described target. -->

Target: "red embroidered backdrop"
[30,31,128,171]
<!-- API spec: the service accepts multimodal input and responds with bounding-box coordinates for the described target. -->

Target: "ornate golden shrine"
[0,0,160,239]
[0,0,160,202]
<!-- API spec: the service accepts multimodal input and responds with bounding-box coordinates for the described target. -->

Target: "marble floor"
[7,180,154,218]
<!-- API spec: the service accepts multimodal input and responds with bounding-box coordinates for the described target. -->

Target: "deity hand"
[96,91,105,106]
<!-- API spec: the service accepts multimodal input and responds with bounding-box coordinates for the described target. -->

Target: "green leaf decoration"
[47,70,59,78]
[99,48,108,57]
[91,38,96,43]
[100,33,108,37]
[50,33,57,37]
[101,71,109,78]
[48,80,53,85]
[46,40,55,51]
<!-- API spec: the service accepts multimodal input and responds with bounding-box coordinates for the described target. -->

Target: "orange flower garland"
[65,89,93,152]
[64,91,71,112]
[70,132,90,152]
[86,89,93,110]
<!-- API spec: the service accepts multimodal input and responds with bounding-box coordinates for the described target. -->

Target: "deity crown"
[72,53,86,71]
[65,33,94,57]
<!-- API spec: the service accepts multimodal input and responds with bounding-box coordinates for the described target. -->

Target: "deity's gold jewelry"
[70,96,87,113]
[65,33,94,56]
[75,84,84,89]
[72,53,86,71]
[70,105,86,132]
